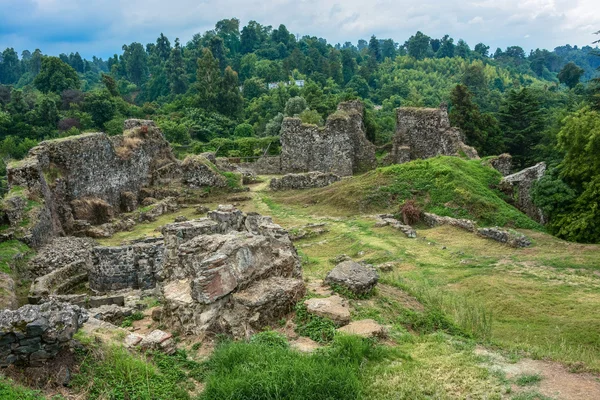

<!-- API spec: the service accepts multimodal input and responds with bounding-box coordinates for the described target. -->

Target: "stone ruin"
[270,171,341,191]
[278,100,377,176]
[0,300,87,367]
[26,205,305,341]
[500,162,546,224]
[385,104,479,165]
[2,120,236,248]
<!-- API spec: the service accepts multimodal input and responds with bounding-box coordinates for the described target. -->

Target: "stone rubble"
[374,214,417,238]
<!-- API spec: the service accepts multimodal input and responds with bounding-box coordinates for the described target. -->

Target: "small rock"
[333,254,352,264]
[174,215,188,222]
[291,337,321,353]
[139,330,176,355]
[151,307,163,322]
[195,205,210,215]
[304,295,350,326]
[124,333,144,348]
[325,261,378,296]
[337,319,386,338]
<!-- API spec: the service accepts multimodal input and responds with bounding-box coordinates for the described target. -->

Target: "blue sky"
[0,0,598,59]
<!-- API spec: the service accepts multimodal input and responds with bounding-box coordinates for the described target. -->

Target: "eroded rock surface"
[325,261,378,296]
[337,319,386,338]
[304,295,350,326]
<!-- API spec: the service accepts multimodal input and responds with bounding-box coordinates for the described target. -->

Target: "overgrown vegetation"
[273,156,541,229]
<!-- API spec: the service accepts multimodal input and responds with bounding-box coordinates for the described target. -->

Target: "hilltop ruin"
[385,104,479,164]
[279,100,377,176]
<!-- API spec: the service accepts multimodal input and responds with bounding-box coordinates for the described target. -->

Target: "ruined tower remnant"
[279,100,377,176]
[387,104,479,164]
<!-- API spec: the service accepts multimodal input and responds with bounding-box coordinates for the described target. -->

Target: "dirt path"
[476,347,600,400]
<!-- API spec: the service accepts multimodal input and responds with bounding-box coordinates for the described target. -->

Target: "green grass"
[515,373,542,386]
[271,156,541,229]
[294,300,338,343]
[71,345,202,400]
[199,333,395,400]
[0,376,47,400]
[0,240,32,274]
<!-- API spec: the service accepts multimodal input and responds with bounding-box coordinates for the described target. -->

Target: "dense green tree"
[196,48,221,111]
[102,74,120,97]
[436,35,454,58]
[155,33,172,62]
[216,18,241,55]
[122,42,148,85]
[498,88,544,169]
[557,62,584,89]
[381,39,397,60]
[0,48,20,84]
[405,31,431,60]
[368,36,381,62]
[234,123,254,137]
[83,90,117,127]
[217,66,243,118]
[284,96,307,116]
[473,43,490,58]
[34,57,80,93]
[449,84,503,155]
[166,39,187,95]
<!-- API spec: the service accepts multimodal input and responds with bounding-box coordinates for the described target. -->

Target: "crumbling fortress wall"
[500,162,546,224]
[3,120,233,248]
[279,100,377,176]
[386,104,479,164]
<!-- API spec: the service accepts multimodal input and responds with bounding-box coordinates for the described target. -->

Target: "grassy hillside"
[272,156,540,229]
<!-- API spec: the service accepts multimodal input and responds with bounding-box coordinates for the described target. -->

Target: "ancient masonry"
[28,205,305,340]
[500,162,546,224]
[279,100,377,176]
[0,300,87,367]
[269,171,341,191]
[385,104,479,164]
[2,120,234,248]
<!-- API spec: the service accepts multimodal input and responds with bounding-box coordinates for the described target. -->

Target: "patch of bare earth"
[476,347,600,400]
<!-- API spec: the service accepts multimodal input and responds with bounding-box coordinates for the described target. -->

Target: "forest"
[0,20,599,243]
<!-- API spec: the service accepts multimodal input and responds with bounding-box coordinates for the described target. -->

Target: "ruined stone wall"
[89,238,165,292]
[500,162,546,224]
[238,156,282,175]
[5,121,176,244]
[0,300,87,367]
[270,172,341,191]
[279,101,376,176]
[387,105,479,164]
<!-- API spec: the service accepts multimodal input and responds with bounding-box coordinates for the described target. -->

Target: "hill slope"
[271,156,540,229]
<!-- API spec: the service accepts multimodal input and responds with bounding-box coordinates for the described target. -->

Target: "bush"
[159,120,191,144]
[400,199,421,225]
[103,116,125,136]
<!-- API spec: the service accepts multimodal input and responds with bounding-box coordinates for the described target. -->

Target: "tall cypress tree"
[196,48,221,111]
[498,88,544,169]
[217,66,243,119]
[166,39,187,95]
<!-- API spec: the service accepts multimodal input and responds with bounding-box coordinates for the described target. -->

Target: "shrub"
[400,199,421,225]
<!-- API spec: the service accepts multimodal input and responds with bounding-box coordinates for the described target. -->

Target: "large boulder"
[325,261,378,296]
[181,155,228,188]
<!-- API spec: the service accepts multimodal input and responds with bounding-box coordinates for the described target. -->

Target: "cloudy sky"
[0,0,598,59]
